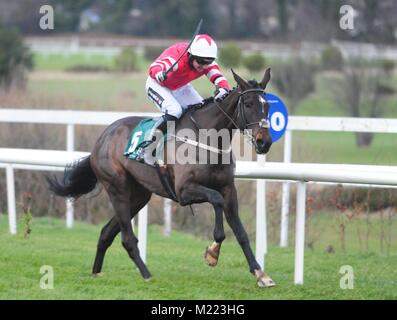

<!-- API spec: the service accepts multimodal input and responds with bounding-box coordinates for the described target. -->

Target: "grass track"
[0,216,396,300]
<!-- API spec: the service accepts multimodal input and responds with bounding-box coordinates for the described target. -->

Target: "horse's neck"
[189,90,240,133]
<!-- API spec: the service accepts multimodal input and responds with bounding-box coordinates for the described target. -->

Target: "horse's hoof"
[144,276,152,282]
[255,270,276,288]
[204,242,221,267]
[204,249,218,267]
[92,272,104,278]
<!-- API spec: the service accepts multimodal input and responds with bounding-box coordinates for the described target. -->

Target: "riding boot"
[148,113,178,141]
[136,114,178,164]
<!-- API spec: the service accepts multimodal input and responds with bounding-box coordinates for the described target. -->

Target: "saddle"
[123,98,213,161]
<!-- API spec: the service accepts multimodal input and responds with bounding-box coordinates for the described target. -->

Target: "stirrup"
[135,148,145,163]
[134,147,146,163]
[135,142,158,166]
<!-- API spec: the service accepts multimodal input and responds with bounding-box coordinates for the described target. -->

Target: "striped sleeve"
[149,44,181,79]
[204,62,230,90]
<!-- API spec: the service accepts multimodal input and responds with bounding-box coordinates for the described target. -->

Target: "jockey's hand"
[214,87,229,102]
[155,71,167,82]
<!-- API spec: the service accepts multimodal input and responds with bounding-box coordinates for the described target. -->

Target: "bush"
[219,43,242,68]
[243,52,266,72]
[115,47,139,72]
[0,25,33,90]
[321,186,397,212]
[381,59,395,76]
[321,46,344,71]
[144,46,166,61]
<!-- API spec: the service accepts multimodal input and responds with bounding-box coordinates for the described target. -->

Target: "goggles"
[194,56,215,65]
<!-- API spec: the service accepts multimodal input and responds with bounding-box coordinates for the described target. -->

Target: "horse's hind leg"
[92,217,120,275]
[92,183,151,276]
[107,179,152,280]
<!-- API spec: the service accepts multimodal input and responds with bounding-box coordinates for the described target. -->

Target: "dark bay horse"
[48,68,275,287]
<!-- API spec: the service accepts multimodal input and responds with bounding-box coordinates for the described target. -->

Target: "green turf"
[0,215,396,300]
[32,53,150,72]
[33,53,116,71]
[280,131,397,165]
[27,74,150,111]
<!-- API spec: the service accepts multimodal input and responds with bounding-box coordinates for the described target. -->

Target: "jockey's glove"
[214,87,229,102]
[155,71,167,82]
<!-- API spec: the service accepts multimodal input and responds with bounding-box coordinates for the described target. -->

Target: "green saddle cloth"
[124,117,165,161]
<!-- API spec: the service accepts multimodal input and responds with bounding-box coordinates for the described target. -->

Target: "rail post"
[280,129,292,247]
[66,124,75,228]
[294,181,306,285]
[138,205,148,263]
[256,154,267,269]
[164,198,172,236]
[6,164,17,235]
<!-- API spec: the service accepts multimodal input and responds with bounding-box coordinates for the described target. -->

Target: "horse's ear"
[231,68,249,90]
[260,67,271,90]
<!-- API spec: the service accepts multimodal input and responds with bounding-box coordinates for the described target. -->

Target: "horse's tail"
[46,156,98,199]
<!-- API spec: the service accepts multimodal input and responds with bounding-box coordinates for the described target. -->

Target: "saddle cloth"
[123,100,210,161]
[123,118,159,160]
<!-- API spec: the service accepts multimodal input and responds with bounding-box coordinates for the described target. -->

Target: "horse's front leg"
[222,184,275,288]
[178,184,225,267]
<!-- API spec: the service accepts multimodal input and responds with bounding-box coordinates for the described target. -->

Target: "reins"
[176,87,270,154]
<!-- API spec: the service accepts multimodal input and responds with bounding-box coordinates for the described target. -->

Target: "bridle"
[214,87,270,148]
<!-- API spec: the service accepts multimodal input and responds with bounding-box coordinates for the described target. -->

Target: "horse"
[47,68,275,288]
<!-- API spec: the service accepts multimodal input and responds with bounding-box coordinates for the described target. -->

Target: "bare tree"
[328,59,395,147]
[272,58,316,115]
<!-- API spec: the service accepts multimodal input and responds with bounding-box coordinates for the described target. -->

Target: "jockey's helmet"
[188,34,217,60]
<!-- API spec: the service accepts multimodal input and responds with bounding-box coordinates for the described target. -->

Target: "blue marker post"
[266,93,291,247]
[256,93,289,269]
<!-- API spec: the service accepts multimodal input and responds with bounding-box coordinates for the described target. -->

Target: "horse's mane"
[184,79,260,114]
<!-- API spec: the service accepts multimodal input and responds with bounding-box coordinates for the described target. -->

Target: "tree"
[272,59,316,114]
[328,60,395,147]
[0,25,33,91]
[97,0,133,34]
[49,0,94,32]
[277,0,288,38]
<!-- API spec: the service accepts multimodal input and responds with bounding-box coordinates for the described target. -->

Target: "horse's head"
[231,68,273,154]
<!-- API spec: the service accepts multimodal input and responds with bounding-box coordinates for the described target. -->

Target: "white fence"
[1,109,397,284]
[1,148,397,285]
[281,116,397,247]
[0,109,159,229]
[25,36,397,61]
[4,109,396,240]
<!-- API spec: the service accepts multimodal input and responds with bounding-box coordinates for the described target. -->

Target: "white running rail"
[1,148,397,285]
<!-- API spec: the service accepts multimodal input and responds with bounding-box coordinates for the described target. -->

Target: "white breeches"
[145,77,203,118]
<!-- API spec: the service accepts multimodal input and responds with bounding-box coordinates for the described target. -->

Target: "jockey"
[136,34,231,162]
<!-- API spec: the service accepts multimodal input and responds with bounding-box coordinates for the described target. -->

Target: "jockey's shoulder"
[164,42,189,53]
